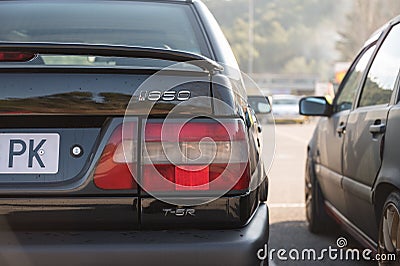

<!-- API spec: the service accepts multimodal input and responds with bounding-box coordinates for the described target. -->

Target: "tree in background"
[337,0,400,61]
[205,0,349,79]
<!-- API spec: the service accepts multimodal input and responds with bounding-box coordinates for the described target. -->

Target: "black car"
[0,1,269,265]
[300,15,400,264]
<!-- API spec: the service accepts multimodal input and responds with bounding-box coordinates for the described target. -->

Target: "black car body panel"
[140,190,260,229]
[0,197,140,231]
[0,71,212,115]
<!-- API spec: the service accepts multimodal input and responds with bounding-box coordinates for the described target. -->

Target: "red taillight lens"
[142,120,250,193]
[0,52,36,62]
[175,165,210,191]
[94,123,137,190]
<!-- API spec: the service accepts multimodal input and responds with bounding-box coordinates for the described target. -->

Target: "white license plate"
[0,134,60,174]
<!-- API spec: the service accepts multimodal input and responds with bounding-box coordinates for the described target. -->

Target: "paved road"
[265,122,377,266]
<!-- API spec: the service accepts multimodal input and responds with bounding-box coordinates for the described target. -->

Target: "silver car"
[272,94,307,123]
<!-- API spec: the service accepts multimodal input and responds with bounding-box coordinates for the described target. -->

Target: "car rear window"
[0,1,209,57]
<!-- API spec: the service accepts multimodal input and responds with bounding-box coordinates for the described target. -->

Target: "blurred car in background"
[271,95,307,124]
[248,95,272,124]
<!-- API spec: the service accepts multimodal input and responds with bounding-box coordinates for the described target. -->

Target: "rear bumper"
[0,204,269,266]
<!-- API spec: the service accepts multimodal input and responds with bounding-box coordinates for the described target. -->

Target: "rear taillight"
[94,123,137,190]
[142,120,250,193]
[0,52,36,62]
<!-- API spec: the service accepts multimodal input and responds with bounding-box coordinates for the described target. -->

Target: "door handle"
[257,124,263,133]
[369,123,386,134]
[336,124,346,136]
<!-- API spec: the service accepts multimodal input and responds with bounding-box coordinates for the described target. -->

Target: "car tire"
[305,155,335,234]
[378,191,400,265]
